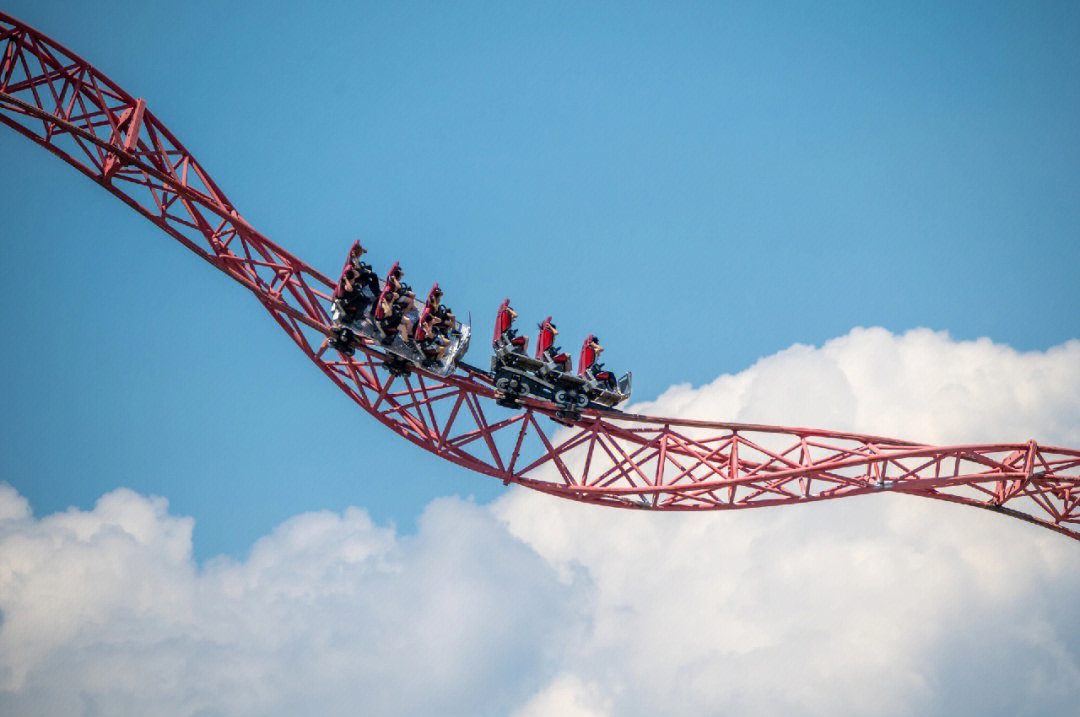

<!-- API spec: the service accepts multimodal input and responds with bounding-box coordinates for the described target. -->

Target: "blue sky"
[2,0,1078,562]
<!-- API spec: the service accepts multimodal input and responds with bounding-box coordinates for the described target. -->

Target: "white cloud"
[1,328,1078,716]
[498,328,1080,716]
[0,491,580,716]
[635,327,1080,446]
[510,674,612,717]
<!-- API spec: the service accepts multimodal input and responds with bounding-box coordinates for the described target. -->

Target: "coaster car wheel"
[384,355,411,377]
[495,374,526,408]
[328,329,354,356]
[554,409,580,425]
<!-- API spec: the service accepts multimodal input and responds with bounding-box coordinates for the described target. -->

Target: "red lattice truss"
[3,12,1078,539]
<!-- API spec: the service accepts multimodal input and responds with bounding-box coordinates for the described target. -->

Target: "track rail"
[3,11,1078,539]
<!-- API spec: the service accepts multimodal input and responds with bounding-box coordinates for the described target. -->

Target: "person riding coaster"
[372,283,401,345]
[330,241,377,353]
[331,242,364,319]
[385,261,403,293]
[578,334,618,392]
[413,307,449,366]
[435,304,458,338]
[394,286,419,343]
[535,317,571,375]
[343,240,380,297]
[415,284,450,360]
[351,251,380,302]
[367,262,409,343]
[425,283,442,311]
[384,291,415,346]
[424,284,453,336]
[492,298,529,355]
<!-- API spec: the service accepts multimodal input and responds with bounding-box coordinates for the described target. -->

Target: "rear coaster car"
[330,286,470,378]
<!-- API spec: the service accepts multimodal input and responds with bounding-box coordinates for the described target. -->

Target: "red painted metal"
[2,12,1078,539]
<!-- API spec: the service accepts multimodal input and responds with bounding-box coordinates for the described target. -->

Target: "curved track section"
[3,12,1079,539]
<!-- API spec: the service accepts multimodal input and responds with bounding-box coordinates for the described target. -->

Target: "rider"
[395,287,418,343]
[535,317,571,373]
[579,334,617,391]
[434,303,458,338]
[350,242,380,301]
[492,299,528,354]
[332,242,382,322]
[373,283,400,343]
[333,242,364,321]
[332,266,358,320]
[414,311,449,364]
[343,240,365,277]
[417,284,451,356]
[385,262,403,294]
[426,283,443,311]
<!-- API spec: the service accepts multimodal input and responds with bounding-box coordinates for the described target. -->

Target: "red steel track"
[3,12,1079,539]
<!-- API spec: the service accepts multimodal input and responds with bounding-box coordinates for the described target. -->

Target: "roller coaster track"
[3,12,1079,539]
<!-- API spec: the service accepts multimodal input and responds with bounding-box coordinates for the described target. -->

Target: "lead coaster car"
[490,343,632,420]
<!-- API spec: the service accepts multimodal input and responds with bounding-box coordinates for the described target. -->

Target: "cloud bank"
[1,328,1078,716]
